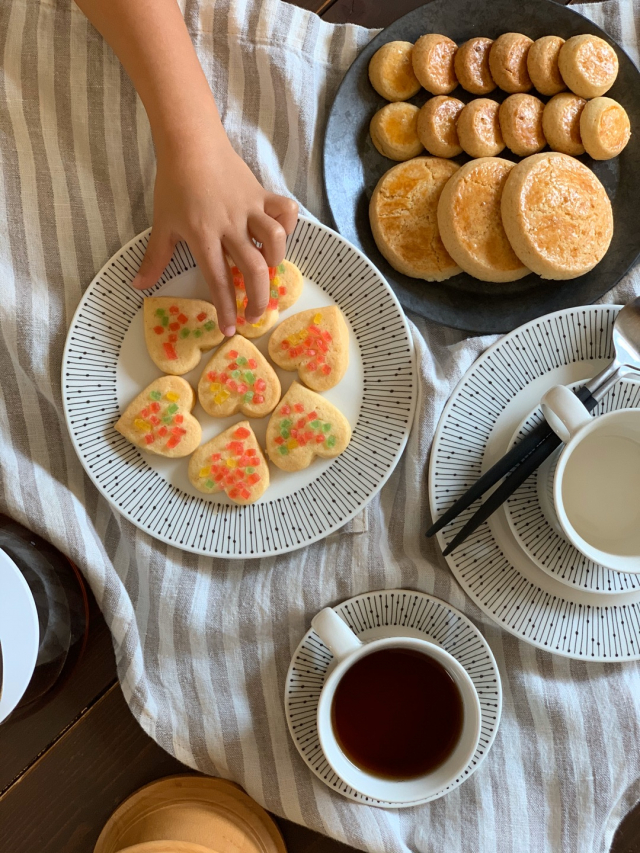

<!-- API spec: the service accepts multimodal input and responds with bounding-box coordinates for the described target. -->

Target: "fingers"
[223,234,270,324]
[264,193,299,235]
[248,212,286,267]
[189,239,237,337]
[131,227,175,290]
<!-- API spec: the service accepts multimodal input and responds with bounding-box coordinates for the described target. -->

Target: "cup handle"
[541,385,592,444]
[311,608,363,663]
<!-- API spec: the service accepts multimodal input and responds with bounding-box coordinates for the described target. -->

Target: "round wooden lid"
[94,776,287,853]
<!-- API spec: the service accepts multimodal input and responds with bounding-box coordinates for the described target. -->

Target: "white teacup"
[541,385,640,573]
[310,607,481,803]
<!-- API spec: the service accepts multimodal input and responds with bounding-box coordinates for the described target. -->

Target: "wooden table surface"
[0,1,636,852]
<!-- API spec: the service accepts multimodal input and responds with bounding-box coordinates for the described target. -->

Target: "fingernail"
[223,325,236,337]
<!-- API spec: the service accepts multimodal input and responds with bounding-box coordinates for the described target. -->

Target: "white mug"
[310,607,481,803]
[541,385,640,573]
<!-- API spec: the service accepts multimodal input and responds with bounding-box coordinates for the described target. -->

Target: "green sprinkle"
[204,479,215,489]
[203,321,215,332]
[162,415,173,425]
[322,423,332,433]
[167,403,178,414]
[155,308,166,318]
[193,328,202,338]
[310,419,321,429]
[270,288,278,299]
[278,263,285,274]
[278,445,289,456]
[281,418,292,430]
[161,316,169,327]
[180,328,190,339]
[244,371,255,384]
[231,369,241,379]
[237,356,247,366]
[246,466,255,474]
[280,428,290,440]
[244,391,254,403]
[325,435,336,449]
[149,390,162,401]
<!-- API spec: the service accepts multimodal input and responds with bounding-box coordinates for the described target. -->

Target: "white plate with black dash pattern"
[285,589,502,808]
[61,216,417,559]
[429,305,640,661]
[505,379,640,595]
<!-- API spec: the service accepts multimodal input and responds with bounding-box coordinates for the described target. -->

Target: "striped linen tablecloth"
[1,0,640,850]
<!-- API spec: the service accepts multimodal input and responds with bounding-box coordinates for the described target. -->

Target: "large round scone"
[558,34,618,99]
[457,98,505,157]
[417,96,465,157]
[499,94,546,157]
[527,36,566,96]
[454,37,496,94]
[368,41,422,101]
[489,33,533,93]
[501,152,613,280]
[542,92,586,155]
[370,157,461,281]
[437,158,529,283]
[370,102,423,161]
[412,34,458,94]
[580,97,631,160]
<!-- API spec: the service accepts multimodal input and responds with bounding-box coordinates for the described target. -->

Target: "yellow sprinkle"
[286,438,299,450]
[214,390,230,405]
[272,275,280,286]
[134,418,152,433]
[313,313,322,324]
[199,467,210,478]
[236,298,245,309]
[209,382,222,393]
[226,458,237,468]
[164,391,179,402]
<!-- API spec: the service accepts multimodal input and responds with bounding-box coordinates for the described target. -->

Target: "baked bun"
[580,96,631,160]
[417,96,465,158]
[558,34,618,99]
[368,41,422,101]
[501,152,613,279]
[542,92,586,156]
[412,34,458,94]
[527,36,566,95]
[454,37,496,94]
[438,157,529,282]
[457,98,505,157]
[369,157,461,281]
[370,102,423,161]
[489,33,533,93]
[499,94,546,157]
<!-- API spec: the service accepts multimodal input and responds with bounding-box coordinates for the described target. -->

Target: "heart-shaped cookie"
[144,297,224,374]
[265,381,351,472]
[115,376,201,457]
[198,336,281,418]
[267,306,349,391]
[188,421,269,504]
[233,260,303,339]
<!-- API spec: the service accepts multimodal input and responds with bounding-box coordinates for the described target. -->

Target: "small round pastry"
[501,152,613,279]
[370,102,423,161]
[369,157,461,281]
[542,92,586,156]
[368,41,422,101]
[437,157,529,282]
[527,36,566,96]
[580,96,631,160]
[489,33,533,93]
[499,94,546,157]
[454,37,496,94]
[417,96,465,158]
[558,34,618,99]
[457,98,505,158]
[412,34,458,95]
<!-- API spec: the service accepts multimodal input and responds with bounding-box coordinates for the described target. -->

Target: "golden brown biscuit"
[144,297,224,376]
[542,92,586,156]
[527,36,566,96]
[454,37,496,94]
[558,34,618,99]
[499,94,546,157]
[368,41,422,101]
[412,34,458,94]
[370,102,423,161]
[580,96,631,160]
[438,157,529,282]
[501,152,613,279]
[489,33,533,93]
[417,96,465,158]
[457,98,505,158]
[369,157,461,281]
[188,422,269,504]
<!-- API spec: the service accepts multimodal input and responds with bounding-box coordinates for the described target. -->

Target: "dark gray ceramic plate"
[324,0,640,333]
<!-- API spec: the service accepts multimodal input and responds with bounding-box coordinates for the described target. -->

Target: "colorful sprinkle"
[149,390,162,401]
[163,342,178,360]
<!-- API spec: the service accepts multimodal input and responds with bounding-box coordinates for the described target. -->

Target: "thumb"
[131,227,175,290]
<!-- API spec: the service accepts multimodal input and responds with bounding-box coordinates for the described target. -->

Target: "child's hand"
[132,132,298,337]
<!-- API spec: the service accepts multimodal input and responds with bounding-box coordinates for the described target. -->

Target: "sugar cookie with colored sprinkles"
[198,336,280,418]
[115,376,201,458]
[265,382,351,473]
[188,421,269,504]
[268,306,349,392]
[144,297,224,375]
[233,259,303,339]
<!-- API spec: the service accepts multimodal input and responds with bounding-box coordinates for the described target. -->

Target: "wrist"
[151,95,230,164]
